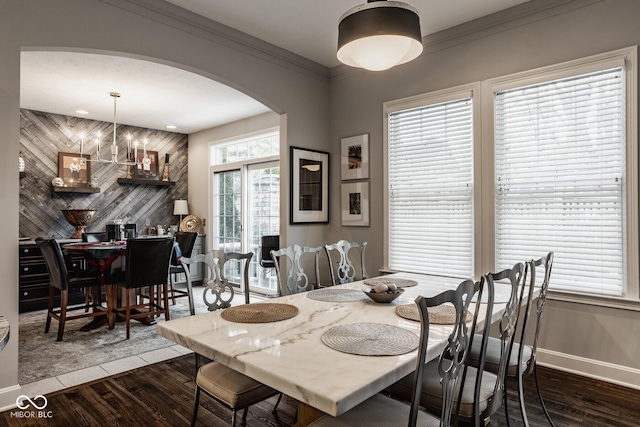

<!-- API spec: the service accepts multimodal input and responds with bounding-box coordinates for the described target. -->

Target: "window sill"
[548,291,640,312]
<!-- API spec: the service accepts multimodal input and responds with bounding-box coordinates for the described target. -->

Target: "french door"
[212,160,279,296]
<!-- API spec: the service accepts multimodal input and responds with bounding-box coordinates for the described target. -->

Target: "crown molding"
[97,0,330,83]
[330,0,605,81]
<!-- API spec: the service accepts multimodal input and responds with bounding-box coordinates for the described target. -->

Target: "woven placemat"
[363,277,418,288]
[321,323,419,356]
[395,303,472,325]
[307,288,369,302]
[221,303,298,323]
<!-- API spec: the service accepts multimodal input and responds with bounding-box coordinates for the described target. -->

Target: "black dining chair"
[167,231,198,312]
[113,237,173,339]
[35,237,106,341]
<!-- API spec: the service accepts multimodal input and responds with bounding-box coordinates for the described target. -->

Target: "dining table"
[156,272,513,426]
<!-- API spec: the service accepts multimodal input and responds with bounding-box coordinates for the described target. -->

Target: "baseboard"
[0,383,21,412]
[538,348,640,391]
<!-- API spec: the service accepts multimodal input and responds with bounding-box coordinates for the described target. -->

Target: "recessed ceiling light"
[166,125,177,129]
[76,110,89,115]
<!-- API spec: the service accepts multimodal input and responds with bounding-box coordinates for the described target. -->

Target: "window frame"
[383,46,639,307]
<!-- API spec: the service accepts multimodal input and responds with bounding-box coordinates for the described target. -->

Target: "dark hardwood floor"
[2,355,638,426]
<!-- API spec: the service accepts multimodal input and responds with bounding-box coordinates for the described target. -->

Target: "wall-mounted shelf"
[52,187,100,194]
[117,178,175,186]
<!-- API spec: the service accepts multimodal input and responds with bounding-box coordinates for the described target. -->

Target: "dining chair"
[270,244,322,295]
[35,237,106,341]
[167,231,198,310]
[323,240,367,286]
[467,252,555,427]
[113,237,173,339]
[309,278,478,427]
[390,262,525,426]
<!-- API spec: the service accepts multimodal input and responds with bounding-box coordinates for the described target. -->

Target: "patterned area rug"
[19,286,212,384]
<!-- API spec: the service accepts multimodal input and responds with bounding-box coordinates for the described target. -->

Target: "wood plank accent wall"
[19,109,188,239]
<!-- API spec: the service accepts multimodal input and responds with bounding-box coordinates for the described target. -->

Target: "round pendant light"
[337,0,423,71]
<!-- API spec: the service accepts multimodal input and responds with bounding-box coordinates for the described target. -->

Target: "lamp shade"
[337,1,423,71]
[173,199,189,216]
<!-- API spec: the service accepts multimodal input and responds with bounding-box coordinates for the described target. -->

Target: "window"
[494,67,626,296]
[385,87,477,278]
[384,47,637,301]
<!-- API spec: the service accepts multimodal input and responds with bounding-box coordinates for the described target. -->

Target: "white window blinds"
[495,67,625,296]
[388,97,474,278]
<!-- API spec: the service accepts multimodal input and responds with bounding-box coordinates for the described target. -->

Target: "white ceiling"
[20,0,528,134]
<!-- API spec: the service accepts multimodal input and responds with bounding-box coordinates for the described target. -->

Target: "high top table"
[157,273,510,426]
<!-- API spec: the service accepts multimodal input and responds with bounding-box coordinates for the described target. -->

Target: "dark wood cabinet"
[18,243,85,313]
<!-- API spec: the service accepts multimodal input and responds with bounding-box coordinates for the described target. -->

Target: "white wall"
[328,0,640,388]
[0,0,329,409]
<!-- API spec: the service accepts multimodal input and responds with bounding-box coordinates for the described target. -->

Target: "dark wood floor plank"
[2,357,638,427]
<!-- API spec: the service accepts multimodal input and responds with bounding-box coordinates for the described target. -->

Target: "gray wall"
[0,0,329,409]
[328,0,640,388]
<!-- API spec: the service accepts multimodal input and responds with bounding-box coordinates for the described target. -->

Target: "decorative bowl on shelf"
[362,286,404,303]
[62,209,97,239]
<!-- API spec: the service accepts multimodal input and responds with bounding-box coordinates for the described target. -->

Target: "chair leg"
[162,284,170,321]
[57,290,69,341]
[273,393,283,412]
[534,365,556,427]
[231,409,237,427]
[125,288,131,340]
[516,371,530,427]
[190,386,201,427]
[45,286,55,334]
[242,407,249,422]
[169,273,177,305]
[503,385,512,427]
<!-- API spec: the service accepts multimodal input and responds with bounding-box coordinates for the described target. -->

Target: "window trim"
[382,46,639,306]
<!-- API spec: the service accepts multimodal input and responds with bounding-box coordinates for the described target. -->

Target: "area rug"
[19,287,210,384]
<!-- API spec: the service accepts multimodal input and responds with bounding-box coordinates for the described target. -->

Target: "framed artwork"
[290,146,329,224]
[340,134,369,181]
[134,150,159,180]
[58,152,92,187]
[341,181,369,227]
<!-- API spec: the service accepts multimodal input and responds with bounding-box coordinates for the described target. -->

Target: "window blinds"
[388,97,474,278]
[495,67,625,296]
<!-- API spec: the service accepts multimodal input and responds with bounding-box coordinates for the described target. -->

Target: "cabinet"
[174,234,205,285]
[19,243,85,313]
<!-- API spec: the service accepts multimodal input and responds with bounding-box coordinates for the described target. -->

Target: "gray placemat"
[363,277,418,288]
[395,304,472,325]
[307,288,369,302]
[321,323,419,356]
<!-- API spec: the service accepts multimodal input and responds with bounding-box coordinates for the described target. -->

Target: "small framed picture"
[341,134,369,181]
[290,146,329,224]
[341,181,369,226]
[134,150,159,180]
[58,152,92,187]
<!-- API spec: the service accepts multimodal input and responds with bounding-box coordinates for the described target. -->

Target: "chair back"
[270,244,321,295]
[35,238,70,291]
[172,231,198,265]
[409,279,476,427]
[259,235,279,268]
[82,232,107,242]
[468,262,525,424]
[518,252,554,377]
[124,237,174,288]
[324,240,367,285]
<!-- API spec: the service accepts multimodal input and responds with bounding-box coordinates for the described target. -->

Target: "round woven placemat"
[395,304,472,325]
[363,277,418,288]
[321,323,419,356]
[221,303,298,323]
[307,288,369,302]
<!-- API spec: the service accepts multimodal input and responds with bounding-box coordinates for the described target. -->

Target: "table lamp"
[173,199,189,223]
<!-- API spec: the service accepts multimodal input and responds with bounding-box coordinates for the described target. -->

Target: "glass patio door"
[212,161,279,296]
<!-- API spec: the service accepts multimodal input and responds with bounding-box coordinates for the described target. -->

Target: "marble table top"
[157,273,508,417]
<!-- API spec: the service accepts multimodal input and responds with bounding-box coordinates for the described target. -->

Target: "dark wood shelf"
[52,186,100,194]
[117,178,176,186]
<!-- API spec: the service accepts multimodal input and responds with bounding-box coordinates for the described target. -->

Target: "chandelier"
[79,92,149,176]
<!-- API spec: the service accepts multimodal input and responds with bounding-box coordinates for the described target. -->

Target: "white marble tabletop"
[156,272,507,418]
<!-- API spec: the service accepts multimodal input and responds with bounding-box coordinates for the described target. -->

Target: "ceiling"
[20,0,529,134]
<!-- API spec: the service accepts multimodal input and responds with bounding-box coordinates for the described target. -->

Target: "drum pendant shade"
[337,1,423,71]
